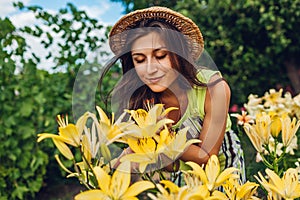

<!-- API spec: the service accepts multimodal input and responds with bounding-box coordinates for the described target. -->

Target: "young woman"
[102,6,246,184]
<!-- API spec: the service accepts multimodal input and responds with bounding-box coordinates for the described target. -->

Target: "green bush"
[0,18,49,199]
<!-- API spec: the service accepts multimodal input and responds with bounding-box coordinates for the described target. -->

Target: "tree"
[0,2,114,199]
[111,0,300,105]
[0,17,49,200]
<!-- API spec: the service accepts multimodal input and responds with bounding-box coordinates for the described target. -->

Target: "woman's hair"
[101,19,207,116]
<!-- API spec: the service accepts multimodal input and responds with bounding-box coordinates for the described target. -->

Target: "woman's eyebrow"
[153,47,168,53]
[131,46,168,56]
[131,52,144,56]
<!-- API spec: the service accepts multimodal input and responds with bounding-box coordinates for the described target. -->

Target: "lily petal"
[52,138,74,160]
[94,166,111,193]
[74,190,108,200]
[185,161,208,184]
[111,162,131,198]
[123,181,154,198]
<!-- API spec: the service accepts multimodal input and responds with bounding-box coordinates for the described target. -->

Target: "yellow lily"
[255,168,300,200]
[37,113,89,160]
[81,134,92,168]
[280,114,300,147]
[255,112,272,144]
[52,138,74,160]
[95,106,134,145]
[125,104,177,138]
[243,123,264,153]
[120,137,159,173]
[120,126,171,173]
[74,161,155,200]
[269,112,282,138]
[162,127,201,161]
[185,155,240,192]
[37,113,89,147]
[148,180,212,200]
[147,180,180,199]
[223,178,259,200]
[68,159,111,188]
[121,126,200,173]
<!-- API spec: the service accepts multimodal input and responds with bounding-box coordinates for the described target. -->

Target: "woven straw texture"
[109,6,204,60]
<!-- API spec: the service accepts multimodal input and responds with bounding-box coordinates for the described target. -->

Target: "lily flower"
[292,93,300,119]
[231,111,254,126]
[255,168,300,199]
[74,161,155,200]
[37,113,89,159]
[255,112,272,144]
[37,113,89,147]
[81,134,92,167]
[269,112,282,138]
[243,94,263,117]
[280,114,300,147]
[82,124,100,159]
[162,127,201,161]
[148,180,212,200]
[124,104,177,138]
[243,123,264,153]
[185,155,240,192]
[263,88,284,108]
[285,136,298,155]
[95,106,134,145]
[120,136,160,173]
[147,180,181,199]
[120,126,200,173]
[223,178,260,200]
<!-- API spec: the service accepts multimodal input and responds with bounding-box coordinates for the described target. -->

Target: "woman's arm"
[180,74,231,165]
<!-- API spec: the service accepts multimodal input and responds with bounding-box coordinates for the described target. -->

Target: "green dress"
[173,69,246,185]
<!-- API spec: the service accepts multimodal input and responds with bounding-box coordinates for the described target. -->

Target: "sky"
[0,0,124,25]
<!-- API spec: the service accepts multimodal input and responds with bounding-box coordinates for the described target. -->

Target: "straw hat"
[109,6,204,60]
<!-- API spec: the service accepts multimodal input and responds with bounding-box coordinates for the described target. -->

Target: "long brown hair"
[102,19,207,116]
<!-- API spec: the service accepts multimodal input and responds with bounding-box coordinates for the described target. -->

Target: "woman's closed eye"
[133,55,145,63]
[155,53,167,60]
[154,50,168,60]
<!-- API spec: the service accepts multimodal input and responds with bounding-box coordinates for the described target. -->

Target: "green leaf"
[11,185,29,199]
[19,101,33,117]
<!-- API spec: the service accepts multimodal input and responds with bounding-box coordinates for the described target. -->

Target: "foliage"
[0,17,49,199]
[0,2,111,199]
[111,0,300,106]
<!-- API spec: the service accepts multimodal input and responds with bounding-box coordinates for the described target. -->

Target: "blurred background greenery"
[0,0,299,199]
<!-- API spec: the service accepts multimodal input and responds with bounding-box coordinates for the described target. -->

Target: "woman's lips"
[147,75,164,84]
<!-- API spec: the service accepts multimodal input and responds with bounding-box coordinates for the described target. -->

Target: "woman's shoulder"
[196,67,222,83]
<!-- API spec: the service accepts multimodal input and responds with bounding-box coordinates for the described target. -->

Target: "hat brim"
[109,6,204,60]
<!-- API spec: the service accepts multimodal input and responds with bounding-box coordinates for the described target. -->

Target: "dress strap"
[206,77,226,87]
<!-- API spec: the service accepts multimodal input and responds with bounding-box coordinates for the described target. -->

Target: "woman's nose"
[146,58,159,74]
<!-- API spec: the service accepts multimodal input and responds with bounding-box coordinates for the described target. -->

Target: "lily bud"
[270,115,281,138]
[100,143,111,162]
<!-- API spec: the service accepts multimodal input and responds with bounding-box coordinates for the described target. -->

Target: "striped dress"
[172,69,246,185]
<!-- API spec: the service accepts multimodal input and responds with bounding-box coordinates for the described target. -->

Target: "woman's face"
[131,31,178,93]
